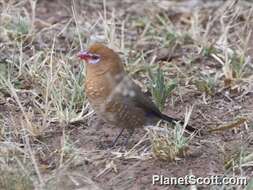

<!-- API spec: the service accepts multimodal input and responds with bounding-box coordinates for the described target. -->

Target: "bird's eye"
[89,54,101,64]
[92,55,100,60]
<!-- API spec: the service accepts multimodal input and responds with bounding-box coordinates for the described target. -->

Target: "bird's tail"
[159,113,196,133]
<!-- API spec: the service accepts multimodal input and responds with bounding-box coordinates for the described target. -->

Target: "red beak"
[77,51,92,60]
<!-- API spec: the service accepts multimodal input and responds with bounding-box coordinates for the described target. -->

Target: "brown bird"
[78,43,196,146]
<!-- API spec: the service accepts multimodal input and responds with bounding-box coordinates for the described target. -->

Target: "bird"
[78,43,197,146]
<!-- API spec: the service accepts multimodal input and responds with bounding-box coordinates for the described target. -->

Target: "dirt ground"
[0,0,253,190]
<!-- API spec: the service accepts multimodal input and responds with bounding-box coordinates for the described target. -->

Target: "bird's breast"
[85,74,146,128]
[85,76,112,101]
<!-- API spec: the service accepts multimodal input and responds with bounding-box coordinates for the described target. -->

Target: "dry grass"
[0,0,253,189]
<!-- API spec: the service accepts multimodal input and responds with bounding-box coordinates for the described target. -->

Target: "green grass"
[149,67,177,111]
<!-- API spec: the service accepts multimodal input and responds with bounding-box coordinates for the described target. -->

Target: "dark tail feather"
[159,113,196,133]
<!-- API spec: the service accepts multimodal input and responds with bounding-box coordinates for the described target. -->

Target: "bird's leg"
[111,128,125,147]
[123,128,135,147]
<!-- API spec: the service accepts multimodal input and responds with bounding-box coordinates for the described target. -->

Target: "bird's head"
[78,43,123,75]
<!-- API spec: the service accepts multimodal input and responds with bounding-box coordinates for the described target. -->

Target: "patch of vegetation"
[0,168,33,190]
[149,67,177,111]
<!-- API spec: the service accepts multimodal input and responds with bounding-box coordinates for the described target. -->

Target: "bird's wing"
[117,77,197,132]
[127,80,197,132]
[119,77,162,117]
